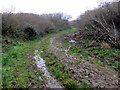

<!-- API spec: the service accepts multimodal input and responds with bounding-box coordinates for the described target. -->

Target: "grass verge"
[2,42,45,88]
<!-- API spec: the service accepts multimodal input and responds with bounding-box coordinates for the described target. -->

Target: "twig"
[112,19,117,41]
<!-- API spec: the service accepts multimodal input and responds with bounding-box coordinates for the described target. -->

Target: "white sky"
[0,0,114,20]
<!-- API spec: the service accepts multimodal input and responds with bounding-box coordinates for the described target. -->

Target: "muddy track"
[47,34,119,88]
[34,49,62,88]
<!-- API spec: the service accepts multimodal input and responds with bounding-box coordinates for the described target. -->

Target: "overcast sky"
[0,0,114,20]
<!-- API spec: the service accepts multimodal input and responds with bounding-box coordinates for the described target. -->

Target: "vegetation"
[64,1,120,72]
[68,46,120,71]
[2,13,71,45]
[73,1,120,49]
[1,1,120,88]
[2,41,45,88]
[41,52,82,88]
[34,29,90,88]
[2,28,86,88]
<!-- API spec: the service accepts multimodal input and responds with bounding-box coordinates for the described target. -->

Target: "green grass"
[88,47,120,69]
[67,45,120,70]
[41,52,90,88]
[2,42,44,88]
[68,47,89,58]
[68,47,85,53]
[63,42,71,48]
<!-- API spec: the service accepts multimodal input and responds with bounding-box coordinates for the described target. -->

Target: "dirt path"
[47,34,119,88]
[32,29,119,88]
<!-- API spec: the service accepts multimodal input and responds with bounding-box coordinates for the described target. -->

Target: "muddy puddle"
[34,50,62,88]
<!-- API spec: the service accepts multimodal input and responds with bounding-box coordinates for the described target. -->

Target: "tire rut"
[34,49,62,88]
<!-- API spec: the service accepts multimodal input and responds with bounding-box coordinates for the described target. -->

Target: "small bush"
[24,27,37,40]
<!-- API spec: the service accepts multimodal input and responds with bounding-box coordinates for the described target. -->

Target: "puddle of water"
[34,50,62,88]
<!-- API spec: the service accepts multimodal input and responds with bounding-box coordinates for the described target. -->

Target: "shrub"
[2,13,71,41]
[24,27,37,40]
[75,1,120,49]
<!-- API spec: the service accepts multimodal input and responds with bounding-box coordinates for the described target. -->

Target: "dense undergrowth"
[73,1,120,49]
[2,13,71,44]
